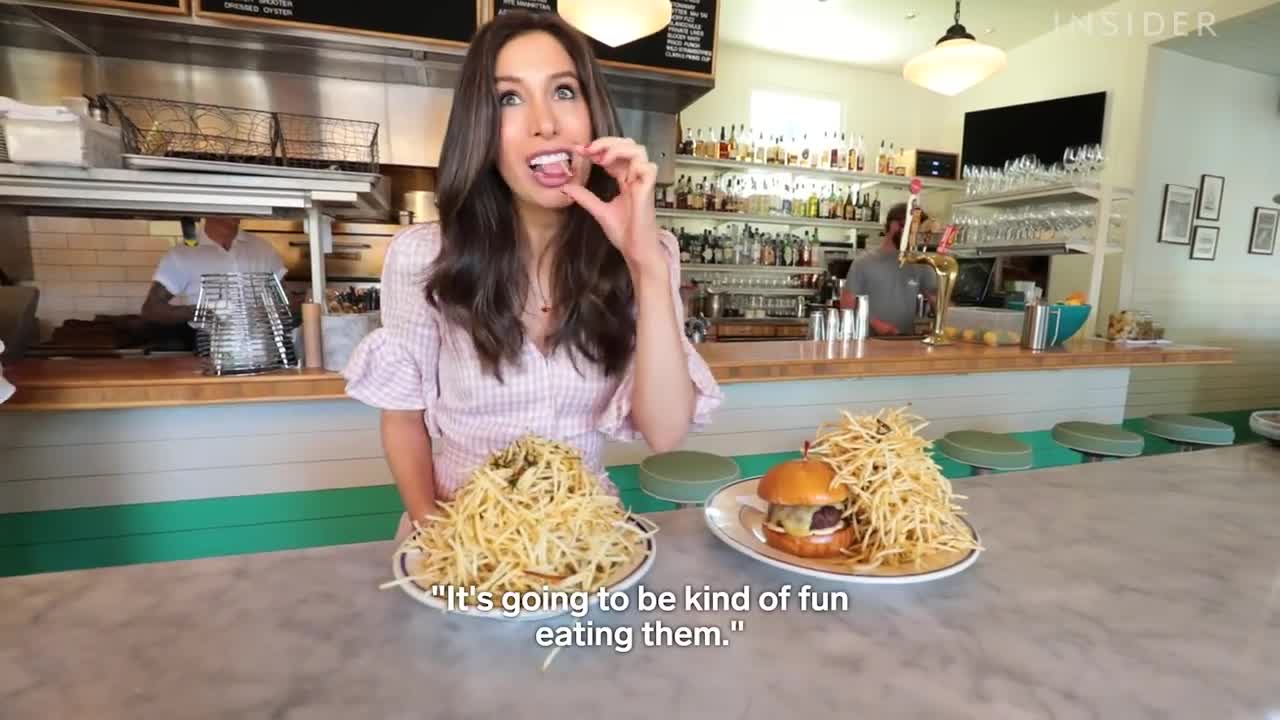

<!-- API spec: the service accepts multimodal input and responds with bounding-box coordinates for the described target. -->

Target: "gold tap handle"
[898,178,924,264]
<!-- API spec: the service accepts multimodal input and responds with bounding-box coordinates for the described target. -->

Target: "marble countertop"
[2,445,1278,719]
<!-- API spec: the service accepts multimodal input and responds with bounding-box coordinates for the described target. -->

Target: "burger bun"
[757,457,845,506]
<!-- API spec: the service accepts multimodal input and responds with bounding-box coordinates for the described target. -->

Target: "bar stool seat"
[639,450,740,507]
[1144,414,1235,450]
[1052,421,1144,462]
[936,431,1032,475]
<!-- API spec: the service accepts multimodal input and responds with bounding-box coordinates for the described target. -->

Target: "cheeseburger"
[756,456,854,558]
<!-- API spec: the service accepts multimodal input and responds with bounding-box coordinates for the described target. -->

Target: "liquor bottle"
[679,126,693,155]
[715,127,727,160]
[872,192,882,223]
[809,233,820,267]
[817,133,829,169]
[834,133,845,170]
[674,175,686,209]
[739,126,753,162]
[807,186,819,219]
[827,186,840,219]
[664,181,676,209]
[818,189,829,219]
[876,141,887,174]
[727,125,738,162]
[855,136,866,172]
[843,190,854,221]
[798,134,810,168]
[781,185,792,216]
[693,129,705,158]
[754,135,767,164]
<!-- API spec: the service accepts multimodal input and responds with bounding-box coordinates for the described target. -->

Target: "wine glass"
[1063,146,1079,177]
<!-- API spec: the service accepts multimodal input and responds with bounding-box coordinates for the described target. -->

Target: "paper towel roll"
[302,303,323,369]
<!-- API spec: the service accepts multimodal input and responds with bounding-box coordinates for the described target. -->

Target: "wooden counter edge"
[0,343,1235,410]
[710,349,1235,383]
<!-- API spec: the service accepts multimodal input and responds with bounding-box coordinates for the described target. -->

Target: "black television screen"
[961,91,1107,173]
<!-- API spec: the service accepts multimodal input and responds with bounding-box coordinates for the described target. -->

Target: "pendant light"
[903,0,1007,96]
[558,0,673,48]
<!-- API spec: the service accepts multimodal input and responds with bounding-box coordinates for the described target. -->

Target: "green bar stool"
[639,450,741,509]
[1144,414,1235,452]
[935,431,1033,476]
[1052,421,1144,463]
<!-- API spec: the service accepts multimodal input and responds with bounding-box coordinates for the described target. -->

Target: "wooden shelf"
[657,208,878,231]
[681,263,824,274]
[951,181,1132,209]
[672,155,963,191]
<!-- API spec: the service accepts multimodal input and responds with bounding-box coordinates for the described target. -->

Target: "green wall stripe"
[0,514,401,577]
[0,485,403,547]
[0,408,1266,577]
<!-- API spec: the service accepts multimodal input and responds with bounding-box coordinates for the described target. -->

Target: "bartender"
[839,203,936,336]
[140,216,286,326]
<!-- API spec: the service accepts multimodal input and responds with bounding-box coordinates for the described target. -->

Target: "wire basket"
[105,95,279,167]
[277,112,379,172]
[103,95,380,173]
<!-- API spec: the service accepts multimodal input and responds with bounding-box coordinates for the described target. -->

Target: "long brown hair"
[427,10,634,381]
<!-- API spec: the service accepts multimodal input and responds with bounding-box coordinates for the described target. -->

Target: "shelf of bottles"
[673,124,961,189]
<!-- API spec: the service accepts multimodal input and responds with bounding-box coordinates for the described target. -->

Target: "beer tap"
[898,178,959,346]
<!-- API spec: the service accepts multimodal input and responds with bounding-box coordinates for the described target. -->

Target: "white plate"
[703,477,981,585]
[1250,411,1280,444]
[390,516,657,621]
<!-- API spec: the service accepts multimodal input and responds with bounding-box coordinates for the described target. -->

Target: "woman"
[343,10,722,540]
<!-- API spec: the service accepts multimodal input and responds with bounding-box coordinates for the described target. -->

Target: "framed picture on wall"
[1189,225,1219,261]
[1248,207,1278,255]
[1196,174,1225,221]
[1158,184,1197,245]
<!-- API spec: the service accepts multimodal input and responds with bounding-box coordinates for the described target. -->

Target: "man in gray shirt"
[839,203,937,336]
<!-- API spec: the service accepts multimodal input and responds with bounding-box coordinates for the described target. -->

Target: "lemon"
[961,328,978,342]
[983,331,1000,346]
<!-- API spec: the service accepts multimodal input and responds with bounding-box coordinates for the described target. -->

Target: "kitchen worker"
[140,216,286,326]
[839,203,937,336]
[342,10,723,543]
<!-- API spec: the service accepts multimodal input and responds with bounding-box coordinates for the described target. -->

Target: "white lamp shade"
[903,37,1007,96]
[558,0,673,48]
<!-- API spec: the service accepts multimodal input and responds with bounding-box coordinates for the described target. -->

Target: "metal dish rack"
[193,272,297,376]
[103,95,379,173]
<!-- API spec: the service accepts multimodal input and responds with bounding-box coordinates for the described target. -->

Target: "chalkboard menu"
[64,0,188,14]
[195,0,478,46]
[492,0,717,78]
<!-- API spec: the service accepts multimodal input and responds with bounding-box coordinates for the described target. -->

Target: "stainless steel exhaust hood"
[0,2,707,175]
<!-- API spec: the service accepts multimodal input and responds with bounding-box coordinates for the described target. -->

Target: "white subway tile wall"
[25,216,180,337]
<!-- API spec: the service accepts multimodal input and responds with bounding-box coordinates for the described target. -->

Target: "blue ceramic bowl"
[1046,304,1090,345]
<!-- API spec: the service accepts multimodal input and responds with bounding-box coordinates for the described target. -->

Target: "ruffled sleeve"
[599,230,723,442]
[342,224,443,431]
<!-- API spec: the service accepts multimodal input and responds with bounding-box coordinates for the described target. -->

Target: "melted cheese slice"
[766,505,824,537]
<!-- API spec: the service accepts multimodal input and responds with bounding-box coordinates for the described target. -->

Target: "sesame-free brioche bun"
[756,458,845,506]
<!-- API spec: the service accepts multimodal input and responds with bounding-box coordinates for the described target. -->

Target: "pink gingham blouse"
[342,222,723,500]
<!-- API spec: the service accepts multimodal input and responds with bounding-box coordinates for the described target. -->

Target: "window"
[749,90,841,141]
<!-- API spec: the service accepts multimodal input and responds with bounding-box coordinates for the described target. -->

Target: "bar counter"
[0,338,1233,411]
[2,445,1276,718]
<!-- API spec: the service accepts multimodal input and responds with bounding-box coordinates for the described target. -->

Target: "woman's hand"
[561,137,665,275]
